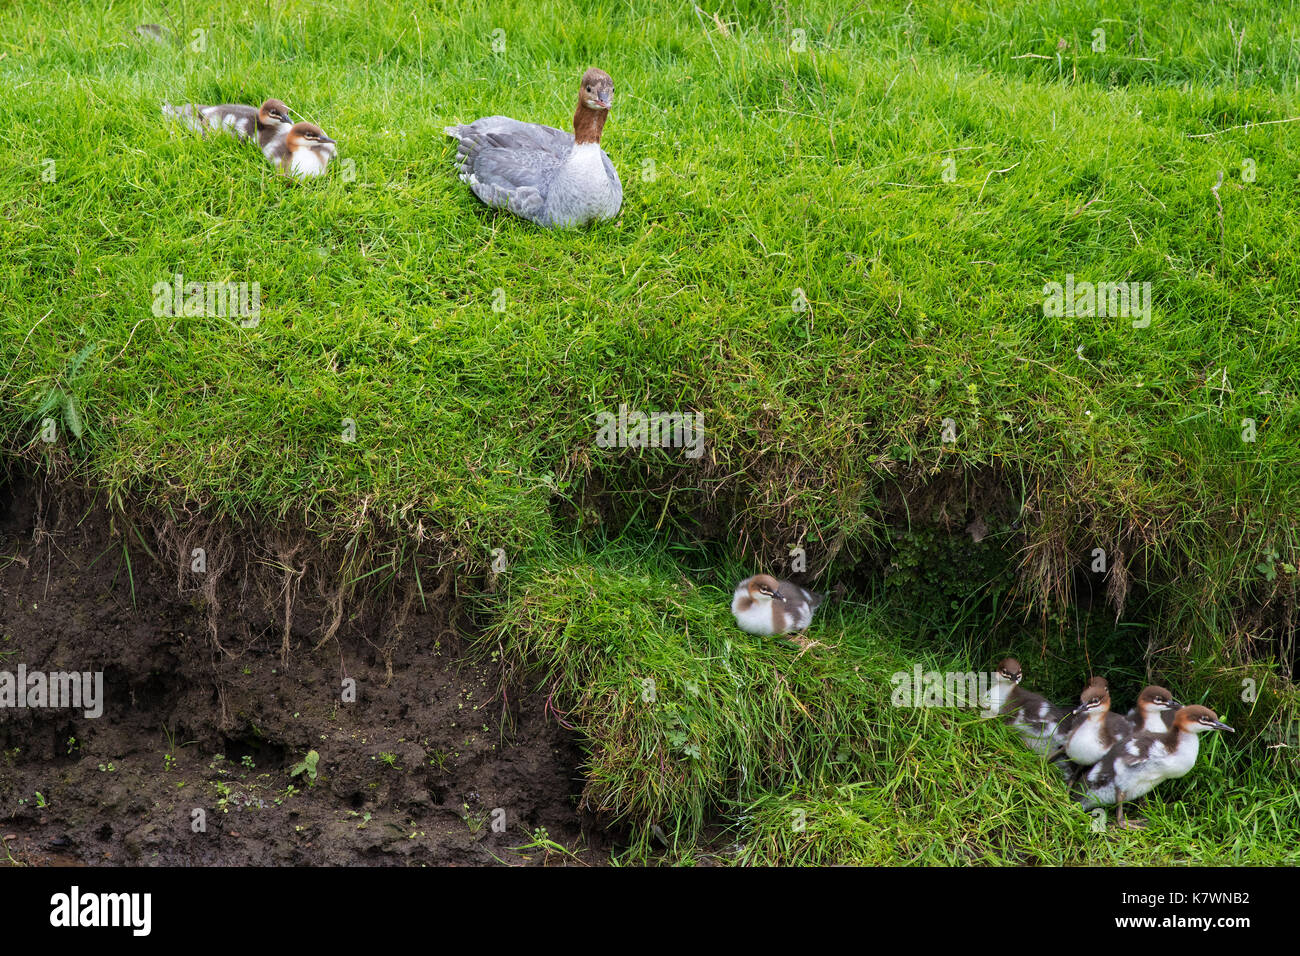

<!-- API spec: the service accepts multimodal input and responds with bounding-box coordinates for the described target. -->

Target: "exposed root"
[268,537,306,664]
[10,472,460,668]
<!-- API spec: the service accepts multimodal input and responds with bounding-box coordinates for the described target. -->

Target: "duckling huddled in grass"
[163,97,293,148]
[985,658,1231,828]
[981,657,1075,756]
[731,574,824,637]
[263,122,337,178]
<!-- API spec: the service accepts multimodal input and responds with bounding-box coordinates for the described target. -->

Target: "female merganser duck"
[263,122,337,178]
[163,98,292,149]
[731,574,823,636]
[981,658,1074,756]
[443,68,623,228]
[1124,684,1182,733]
[1052,677,1135,781]
[1078,704,1233,828]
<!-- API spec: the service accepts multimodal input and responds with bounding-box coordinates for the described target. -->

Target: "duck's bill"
[1212,720,1236,732]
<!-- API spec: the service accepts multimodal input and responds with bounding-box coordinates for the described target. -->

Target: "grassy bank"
[2,0,1298,862]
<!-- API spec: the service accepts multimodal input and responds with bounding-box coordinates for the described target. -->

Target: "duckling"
[1124,684,1182,733]
[263,122,337,178]
[163,98,292,148]
[1078,704,1234,828]
[1051,677,1135,781]
[444,68,623,228]
[731,574,823,636]
[981,657,1074,756]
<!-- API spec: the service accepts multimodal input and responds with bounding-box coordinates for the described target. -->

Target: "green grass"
[2,0,1298,863]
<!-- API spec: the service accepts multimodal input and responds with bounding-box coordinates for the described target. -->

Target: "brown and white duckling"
[163,97,293,148]
[730,574,823,636]
[981,657,1074,756]
[264,121,337,178]
[1124,684,1182,733]
[1078,704,1234,828]
[1052,677,1135,780]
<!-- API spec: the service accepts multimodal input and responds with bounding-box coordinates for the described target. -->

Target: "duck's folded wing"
[163,102,258,139]
[1020,699,1069,735]
[1051,708,1077,738]
[445,117,573,218]
[445,116,571,153]
[458,145,565,217]
[1084,760,1116,790]
[162,102,209,133]
[1116,736,1156,771]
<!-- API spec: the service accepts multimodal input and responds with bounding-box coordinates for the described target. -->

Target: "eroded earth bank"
[0,476,607,865]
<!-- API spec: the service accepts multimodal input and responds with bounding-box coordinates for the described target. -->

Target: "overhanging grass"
[483,544,889,853]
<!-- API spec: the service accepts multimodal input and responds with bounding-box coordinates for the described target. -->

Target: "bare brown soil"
[0,476,607,866]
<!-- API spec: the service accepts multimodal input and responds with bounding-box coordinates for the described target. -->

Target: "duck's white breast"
[543,144,620,227]
[981,679,1012,714]
[1068,719,1108,764]
[731,592,775,635]
[1158,733,1199,780]
[291,147,332,178]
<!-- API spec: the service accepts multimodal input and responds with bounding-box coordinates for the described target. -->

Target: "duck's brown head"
[1136,685,1181,713]
[579,68,614,110]
[1174,705,1234,734]
[1073,677,1112,715]
[574,68,615,145]
[995,658,1022,684]
[746,574,782,602]
[258,98,292,127]
[286,121,335,151]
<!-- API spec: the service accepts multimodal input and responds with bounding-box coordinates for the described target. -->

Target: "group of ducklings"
[730,572,1232,829]
[985,658,1234,828]
[162,97,337,179]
